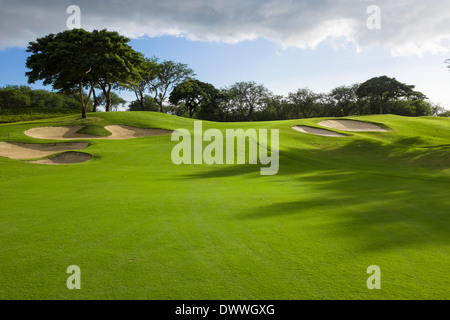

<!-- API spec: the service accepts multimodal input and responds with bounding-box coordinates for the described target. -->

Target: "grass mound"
[0,108,78,123]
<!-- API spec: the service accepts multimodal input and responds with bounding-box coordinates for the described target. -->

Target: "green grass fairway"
[0,112,449,299]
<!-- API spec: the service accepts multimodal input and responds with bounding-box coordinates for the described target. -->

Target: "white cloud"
[1,0,450,57]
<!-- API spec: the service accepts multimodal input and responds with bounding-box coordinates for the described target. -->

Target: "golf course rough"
[0,112,449,300]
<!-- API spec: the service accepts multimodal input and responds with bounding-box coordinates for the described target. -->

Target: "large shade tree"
[356,76,426,114]
[122,56,159,111]
[329,84,360,116]
[149,60,196,112]
[288,87,321,119]
[225,81,270,121]
[90,29,144,112]
[169,79,221,118]
[26,29,94,118]
[26,29,143,118]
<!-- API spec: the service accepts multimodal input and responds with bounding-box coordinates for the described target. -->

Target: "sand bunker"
[26,151,92,165]
[24,125,173,140]
[318,120,388,132]
[292,125,346,137]
[104,125,172,139]
[0,141,88,160]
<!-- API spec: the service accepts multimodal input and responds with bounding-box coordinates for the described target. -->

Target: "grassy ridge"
[0,112,449,299]
[0,108,79,123]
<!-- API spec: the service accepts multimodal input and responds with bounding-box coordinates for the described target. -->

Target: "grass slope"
[0,112,449,299]
[0,108,79,124]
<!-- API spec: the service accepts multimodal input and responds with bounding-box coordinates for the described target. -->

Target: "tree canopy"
[26,28,144,118]
[123,57,159,111]
[356,76,426,114]
[288,88,321,119]
[169,79,221,118]
[150,60,196,112]
[225,81,270,121]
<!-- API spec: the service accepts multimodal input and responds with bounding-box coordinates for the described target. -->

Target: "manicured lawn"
[0,112,449,299]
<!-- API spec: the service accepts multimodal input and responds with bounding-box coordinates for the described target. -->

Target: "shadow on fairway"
[176,139,450,252]
[175,137,450,180]
[237,168,450,253]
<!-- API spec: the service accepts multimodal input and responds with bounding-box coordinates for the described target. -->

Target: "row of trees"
[0,85,82,110]
[6,77,446,120]
[0,85,128,112]
[144,76,446,121]
[24,29,449,121]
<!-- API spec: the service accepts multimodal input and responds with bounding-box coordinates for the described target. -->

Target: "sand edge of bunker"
[317,119,388,132]
[0,141,89,160]
[292,125,347,137]
[26,151,92,165]
[24,125,174,140]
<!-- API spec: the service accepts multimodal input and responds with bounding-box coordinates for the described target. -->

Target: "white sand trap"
[292,125,346,137]
[0,141,88,160]
[24,125,96,140]
[27,151,92,165]
[24,125,173,140]
[318,120,388,132]
[103,125,173,139]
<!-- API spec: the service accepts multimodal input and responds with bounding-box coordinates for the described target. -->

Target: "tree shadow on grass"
[172,139,450,253]
[234,169,450,253]
[172,137,450,182]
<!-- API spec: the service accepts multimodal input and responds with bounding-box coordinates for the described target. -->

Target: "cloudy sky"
[1,0,450,108]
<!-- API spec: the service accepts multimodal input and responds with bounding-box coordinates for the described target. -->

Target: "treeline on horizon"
[1,79,449,122]
[130,78,450,121]
[4,28,449,122]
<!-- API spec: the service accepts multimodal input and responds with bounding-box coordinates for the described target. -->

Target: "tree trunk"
[158,87,169,113]
[106,84,112,112]
[158,98,164,113]
[248,106,254,121]
[100,82,112,112]
[92,88,98,112]
[139,91,144,111]
[79,81,87,119]
[79,80,96,119]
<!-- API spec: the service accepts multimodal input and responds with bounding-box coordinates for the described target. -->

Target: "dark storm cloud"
[1,0,449,56]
